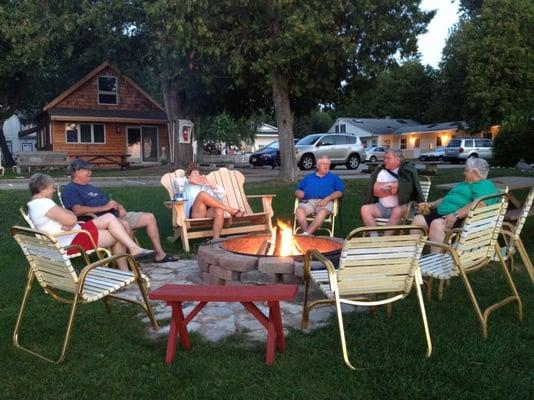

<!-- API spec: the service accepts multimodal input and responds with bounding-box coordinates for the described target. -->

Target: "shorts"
[68,220,99,255]
[123,211,144,228]
[298,199,334,215]
[424,209,463,229]
[375,202,395,219]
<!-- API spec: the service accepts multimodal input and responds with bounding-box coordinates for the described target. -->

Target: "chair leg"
[181,226,190,253]
[516,239,534,283]
[334,295,356,370]
[425,277,434,301]
[301,275,311,329]
[456,267,488,339]
[438,279,446,301]
[135,276,159,331]
[414,274,432,357]
[13,272,82,364]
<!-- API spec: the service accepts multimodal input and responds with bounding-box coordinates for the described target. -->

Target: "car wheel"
[329,164,336,170]
[346,154,360,170]
[299,154,315,170]
[370,155,377,163]
[468,153,478,158]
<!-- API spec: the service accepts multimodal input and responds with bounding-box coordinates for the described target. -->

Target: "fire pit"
[196,221,343,285]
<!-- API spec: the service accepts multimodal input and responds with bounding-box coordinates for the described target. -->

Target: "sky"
[418,0,460,67]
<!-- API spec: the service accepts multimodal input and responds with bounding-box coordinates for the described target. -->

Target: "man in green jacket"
[360,148,424,231]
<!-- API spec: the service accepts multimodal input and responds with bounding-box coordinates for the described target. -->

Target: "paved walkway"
[119,259,338,343]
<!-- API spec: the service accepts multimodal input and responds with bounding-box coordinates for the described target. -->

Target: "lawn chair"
[301,225,431,369]
[19,205,111,263]
[375,176,431,227]
[11,225,158,364]
[418,191,522,339]
[292,197,341,237]
[498,187,534,281]
[161,168,275,252]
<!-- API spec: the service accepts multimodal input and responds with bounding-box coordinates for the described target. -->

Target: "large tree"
[211,0,434,182]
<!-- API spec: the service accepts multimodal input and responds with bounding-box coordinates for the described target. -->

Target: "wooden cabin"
[37,61,169,166]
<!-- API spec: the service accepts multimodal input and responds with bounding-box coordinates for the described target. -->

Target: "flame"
[273,219,302,257]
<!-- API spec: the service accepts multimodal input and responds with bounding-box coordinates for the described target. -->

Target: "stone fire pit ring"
[197,234,344,286]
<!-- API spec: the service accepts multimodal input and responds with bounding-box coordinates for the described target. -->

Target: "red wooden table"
[149,284,298,365]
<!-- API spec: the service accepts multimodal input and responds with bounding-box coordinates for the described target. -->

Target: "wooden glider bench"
[149,284,298,365]
[12,151,69,174]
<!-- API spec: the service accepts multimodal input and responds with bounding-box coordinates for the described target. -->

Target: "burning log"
[272,226,283,256]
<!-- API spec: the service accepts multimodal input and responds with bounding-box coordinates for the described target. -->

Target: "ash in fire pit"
[197,223,343,286]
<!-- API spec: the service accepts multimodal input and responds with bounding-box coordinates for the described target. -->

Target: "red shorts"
[67,220,99,255]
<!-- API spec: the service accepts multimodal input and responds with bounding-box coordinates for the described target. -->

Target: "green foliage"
[493,111,534,166]
[196,113,256,147]
[294,109,334,137]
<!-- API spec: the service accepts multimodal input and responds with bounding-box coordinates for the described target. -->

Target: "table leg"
[165,303,179,364]
[268,301,286,352]
[165,302,192,365]
[265,316,276,365]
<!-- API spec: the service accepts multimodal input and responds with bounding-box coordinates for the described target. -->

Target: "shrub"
[493,111,534,166]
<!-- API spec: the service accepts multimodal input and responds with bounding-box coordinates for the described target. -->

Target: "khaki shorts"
[123,211,144,228]
[298,199,333,215]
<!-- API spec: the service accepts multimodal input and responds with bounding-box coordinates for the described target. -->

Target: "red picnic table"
[149,284,298,366]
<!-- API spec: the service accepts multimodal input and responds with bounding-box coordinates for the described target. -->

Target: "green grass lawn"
[1,168,533,399]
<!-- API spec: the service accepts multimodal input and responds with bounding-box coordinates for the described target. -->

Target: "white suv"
[444,138,493,163]
[295,133,365,170]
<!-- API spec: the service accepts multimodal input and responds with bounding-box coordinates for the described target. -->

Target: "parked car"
[365,146,388,163]
[295,133,365,170]
[249,139,299,168]
[444,138,493,163]
[419,147,446,162]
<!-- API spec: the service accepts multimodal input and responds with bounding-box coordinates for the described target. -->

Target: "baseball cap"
[68,159,94,175]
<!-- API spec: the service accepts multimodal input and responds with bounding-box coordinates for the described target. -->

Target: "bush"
[493,111,534,166]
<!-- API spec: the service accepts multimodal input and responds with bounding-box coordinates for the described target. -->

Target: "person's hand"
[118,205,127,218]
[443,213,458,230]
[106,200,120,210]
[61,224,76,231]
[318,198,330,207]
[418,202,431,215]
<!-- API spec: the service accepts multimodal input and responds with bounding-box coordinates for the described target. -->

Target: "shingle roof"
[337,118,420,134]
[394,121,467,134]
[48,108,167,121]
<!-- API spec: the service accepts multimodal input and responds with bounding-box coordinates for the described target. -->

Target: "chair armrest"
[163,201,186,226]
[304,249,337,287]
[246,194,276,199]
[77,253,146,287]
[246,194,276,217]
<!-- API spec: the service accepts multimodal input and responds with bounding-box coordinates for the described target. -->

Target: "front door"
[127,127,142,163]
[127,126,159,163]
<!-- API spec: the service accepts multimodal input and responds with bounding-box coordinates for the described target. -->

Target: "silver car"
[365,146,388,163]
[444,138,493,163]
[295,133,365,170]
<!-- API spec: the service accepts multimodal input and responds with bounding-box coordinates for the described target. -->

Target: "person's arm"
[71,200,121,217]
[45,205,78,229]
[373,181,397,198]
[295,190,305,199]
[319,190,343,206]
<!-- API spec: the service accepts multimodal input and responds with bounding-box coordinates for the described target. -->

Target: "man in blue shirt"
[61,159,177,263]
[295,156,344,235]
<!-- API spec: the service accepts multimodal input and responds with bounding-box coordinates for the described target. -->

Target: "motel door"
[127,127,142,163]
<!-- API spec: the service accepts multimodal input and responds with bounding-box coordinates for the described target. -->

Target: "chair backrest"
[511,186,534,240]
[335,230,426,297]
[20,205,36,229]
[420,176,432,202]
[57,185,66,208]
[207,168,252,214]
[12,226,79,293]
[160,169,185,200]
[455,191,508,271]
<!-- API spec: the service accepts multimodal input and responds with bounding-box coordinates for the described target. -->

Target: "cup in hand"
[418,203,431,215]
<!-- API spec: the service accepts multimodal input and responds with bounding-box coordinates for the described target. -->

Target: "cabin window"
[383,139,391,147]
[98,76,118,104]
[400,138,407,150]
[65,123,105,144]
[436,136,442,147]
[340,124,346,133]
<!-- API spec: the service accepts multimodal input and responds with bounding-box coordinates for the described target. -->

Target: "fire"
[271,220,302,257]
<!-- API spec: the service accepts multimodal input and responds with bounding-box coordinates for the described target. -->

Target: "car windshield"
[264,141,279,150]
[297,134,322,145]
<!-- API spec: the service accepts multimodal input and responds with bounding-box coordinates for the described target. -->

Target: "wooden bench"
[74,154,130,170]
[149,284,298,365]
[12,151,69,174]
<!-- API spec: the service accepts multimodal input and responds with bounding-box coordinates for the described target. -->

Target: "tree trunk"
[271,71,297,182]
[0,122,15,166]
[161,76,193,169]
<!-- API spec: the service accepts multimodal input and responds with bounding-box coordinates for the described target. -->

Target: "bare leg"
[207,207,225,238]
[428,219,447,253]
[296,206,310,232]
[92,214,143,254]
[191,192,238,217]
[360,204,383,227]
[97,230,129,271]
[131,213,166,261]
[384,205,406,236]
[306,208,331,234]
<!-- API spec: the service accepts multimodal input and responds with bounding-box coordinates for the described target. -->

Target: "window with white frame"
[97,76,118,104]
[65,123,105,144]
[340,124,346,133]
[400,138,407,150]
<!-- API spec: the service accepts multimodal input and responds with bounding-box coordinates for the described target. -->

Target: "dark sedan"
[249,141,281,168]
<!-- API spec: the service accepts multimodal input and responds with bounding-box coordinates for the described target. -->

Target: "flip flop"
[133,249,156,261]
[232,210,246,218]
[154,254,179,263]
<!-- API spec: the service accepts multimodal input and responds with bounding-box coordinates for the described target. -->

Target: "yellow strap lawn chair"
[418,190,522,339]
[11,226,158,364]
[292,197,341,237]
[301,225,430,369]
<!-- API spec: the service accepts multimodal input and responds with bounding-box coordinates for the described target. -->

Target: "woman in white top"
[182,163,244,240]
[27,173,154,271]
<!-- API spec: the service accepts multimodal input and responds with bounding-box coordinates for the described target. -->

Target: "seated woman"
[412,158,498,252]
[181,163,244,240]
[27,173,154,271]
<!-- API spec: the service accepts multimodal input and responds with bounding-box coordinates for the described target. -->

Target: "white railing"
[197,154,250,165]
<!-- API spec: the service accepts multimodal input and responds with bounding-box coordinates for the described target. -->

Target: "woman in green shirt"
[413,158,498,252]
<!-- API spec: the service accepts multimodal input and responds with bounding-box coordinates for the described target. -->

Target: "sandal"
[154,254,179,263]
[231,210,246,218]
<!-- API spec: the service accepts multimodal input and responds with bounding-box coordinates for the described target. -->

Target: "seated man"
[295,156,344,235]
[62,159,177,263]
[360,149,424,232]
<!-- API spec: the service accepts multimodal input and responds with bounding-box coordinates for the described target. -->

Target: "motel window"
[400,138,407,150]
[66,123,105,144]
[98,76,118,104]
